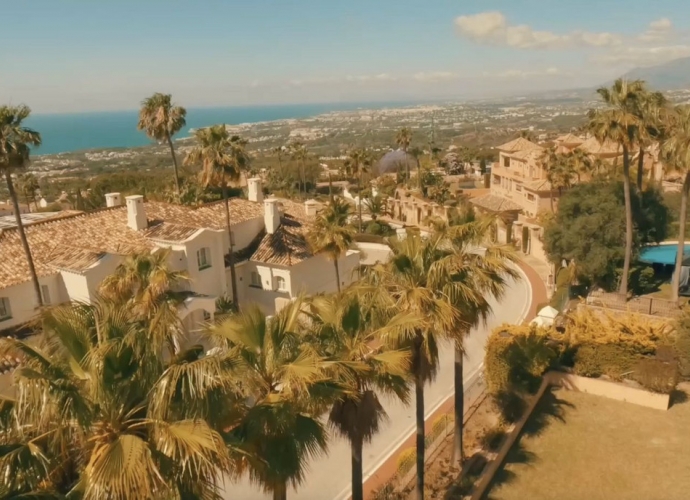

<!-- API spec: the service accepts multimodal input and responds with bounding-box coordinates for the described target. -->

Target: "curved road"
[223,269,531,500]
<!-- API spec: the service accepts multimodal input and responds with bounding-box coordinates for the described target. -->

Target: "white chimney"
[396,227,407,240]
[126,195,147,231]
[247,177,263,203]
[264,198,280,234]
[304,199,319,217]
[105,192,122,207]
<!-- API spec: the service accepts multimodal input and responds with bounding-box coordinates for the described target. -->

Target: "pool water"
[639,244,690,266]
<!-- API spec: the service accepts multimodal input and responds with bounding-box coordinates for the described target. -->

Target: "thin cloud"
[454,11,621,49]
[413,71,457,82]
[638,17,673,42]
[592,44,690,66]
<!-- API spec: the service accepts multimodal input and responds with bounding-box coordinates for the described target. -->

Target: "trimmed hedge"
[633,357,680,394]
[573,343,641,380]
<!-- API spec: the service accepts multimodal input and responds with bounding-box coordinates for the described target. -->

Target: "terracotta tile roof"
[555,133,584,146]
[508,149,543,161]
[46,247,107,273]
[469,194,522,213]
[250,216,313,266]
[577,137,621,156]
[522,179,553,192]
[144,222,201,242]
[496,138,543,153]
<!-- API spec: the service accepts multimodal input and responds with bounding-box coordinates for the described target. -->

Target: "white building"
[0,179,360,335]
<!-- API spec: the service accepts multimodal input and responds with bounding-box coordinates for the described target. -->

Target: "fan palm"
[0,298,242,499]
[305,293,417,500]
[396,127,413,181]
[634,90,667,191]
[363,193,388,221]
[346,147,370,232]
[364,232,460,500]
[137,93,187,199]
[0,104,43,308]
[662,105,690,301]
[588,78,646,297]
[185,125,249,309]
[17,173,40,211]
[207,298,333,500]
[308,197,355,293]
[290,141,309,196]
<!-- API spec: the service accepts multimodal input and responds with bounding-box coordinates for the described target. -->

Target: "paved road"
[222,269,531,500]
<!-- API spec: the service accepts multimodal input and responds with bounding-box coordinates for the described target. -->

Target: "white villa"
[0,178,360,336]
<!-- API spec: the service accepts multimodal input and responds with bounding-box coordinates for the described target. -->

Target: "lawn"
[488,385,690,500]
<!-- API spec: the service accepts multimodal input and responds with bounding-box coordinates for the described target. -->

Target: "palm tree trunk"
[358,172,363,233]
[5,170,43,308]
[272,482,287,500]
[672,172,690,301]
[334,258,341,293]
[549,190,554,212]
[301,160,305,196]
[405,148,410,183]
[166,132,182,199]
[620,145,633,299]
[414,372,425,500]
[452,342,464,467]
[223,183,239,309]
[351,437,364,500]
[637,147,644,192]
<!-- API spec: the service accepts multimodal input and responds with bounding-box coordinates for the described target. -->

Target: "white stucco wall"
[290,251,360,295]
[183,229,227,298]
[0,273,63,330]
[355,242,393,266]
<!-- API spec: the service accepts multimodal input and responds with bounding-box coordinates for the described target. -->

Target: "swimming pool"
[639,244,690,266]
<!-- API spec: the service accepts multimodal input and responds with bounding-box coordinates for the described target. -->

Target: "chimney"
[105,192,122,207]
[247,177,263,203]
[396,227,407,240]
[126,195,147,231]
[264,198,280,234]
[304,199,319,217]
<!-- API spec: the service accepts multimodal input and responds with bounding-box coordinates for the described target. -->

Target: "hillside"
[622,57,690,90]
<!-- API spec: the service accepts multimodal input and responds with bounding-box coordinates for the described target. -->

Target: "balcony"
[492,165,526,180]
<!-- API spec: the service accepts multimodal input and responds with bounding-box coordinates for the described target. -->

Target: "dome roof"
[377,149,417,175]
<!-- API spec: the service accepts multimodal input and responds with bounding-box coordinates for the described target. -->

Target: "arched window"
[276,276,287,291]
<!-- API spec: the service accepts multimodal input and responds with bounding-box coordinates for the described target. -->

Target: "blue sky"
[2,0,690,113]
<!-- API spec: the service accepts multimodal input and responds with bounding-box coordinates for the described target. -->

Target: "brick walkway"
[360,259,548,499]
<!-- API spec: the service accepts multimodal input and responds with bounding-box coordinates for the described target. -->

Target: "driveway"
[223,269,531,499]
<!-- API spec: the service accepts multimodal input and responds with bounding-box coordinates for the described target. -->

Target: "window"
[276,276,287,292]
[527,193,536,201]
[203,310,212,321]
[515,184,522,192]
[250,271,262,288]
[41,285,51,305]
[503,156,510,167]
[0,298,11,321]
[197,247,211,270]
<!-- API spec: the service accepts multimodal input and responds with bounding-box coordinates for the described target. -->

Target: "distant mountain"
[622,57,690,90]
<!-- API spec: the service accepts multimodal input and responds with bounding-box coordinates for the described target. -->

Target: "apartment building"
[0,179,360,335]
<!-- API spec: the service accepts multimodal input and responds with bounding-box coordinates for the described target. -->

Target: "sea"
[25,101,419,156]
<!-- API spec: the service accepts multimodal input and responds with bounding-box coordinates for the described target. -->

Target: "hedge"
[572,343,641,380]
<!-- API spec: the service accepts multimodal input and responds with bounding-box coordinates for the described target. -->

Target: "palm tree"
[308,197,355,293]
[408,146,424,191]
[365,233,459,500]
[347,147,370,232]
[663,105,690,301]
[99,249,189,353]
[0,298,241,499]
[540,147,560,212]
[396,127,412,181]
[0,104,43,308]
[306,293,417,500]
[290,141,309,196]
[634,90,667,191]
[567,148,594,183]
[432,218,519,466]
[185,125,248,309]
[363,193,388,221]
[588,78,646,297]
[17,173,40,211]
[208,298,332,500]
[137,93,187,199]
[274,145,285,171]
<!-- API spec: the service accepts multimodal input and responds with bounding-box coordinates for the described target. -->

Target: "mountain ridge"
[621,57,690,90]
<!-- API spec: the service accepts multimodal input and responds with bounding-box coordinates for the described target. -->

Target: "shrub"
[372,484,406,500]
[396,448,416,477]
[573,343,640,380]
[633,357,680,394]
[674,307,690,379]
[630,264,657,295]
[493,391,527,424]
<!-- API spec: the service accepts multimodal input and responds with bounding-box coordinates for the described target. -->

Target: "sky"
[2,0,690,114]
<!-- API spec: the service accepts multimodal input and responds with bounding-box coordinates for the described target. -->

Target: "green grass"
[488,386,690,500]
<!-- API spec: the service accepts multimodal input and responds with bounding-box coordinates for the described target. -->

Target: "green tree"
[346,147,373,232]
[185,125,249,309]
[137,93,187,199]
[17,173,39,211]
[365,232,459,500]
[0,104,43,307]
[363,193,389,221]
[308,197,355,293]
[0,298,241,499]
[663,105,690,301]
[588,79,647,297]
[396,127,413,181]
[208,299,332,500]
[306,293,417,500]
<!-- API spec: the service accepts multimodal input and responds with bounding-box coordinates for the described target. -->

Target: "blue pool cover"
[639,244,690,266]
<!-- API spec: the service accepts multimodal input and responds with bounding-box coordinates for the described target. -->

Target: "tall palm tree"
[290,141,309,196]
[567,148,594,183]
[347,147,369,232]
[0,104,43,308]
[308,197,355,293]
[137,93,187,199]
[0,298,241,499]
[99,249,189,353]
[432,218,519,466]
[634,90,667,191]
[17,173,40,211]
[663,105,690,301]
[184,125,248,309]
[365,233,459,500]
[396,127,413,181]
[208,298,333,500]
[306,293,417,500]
[588,78,646,297]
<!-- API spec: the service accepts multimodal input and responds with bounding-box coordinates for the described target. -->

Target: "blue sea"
[26,101,417,156]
